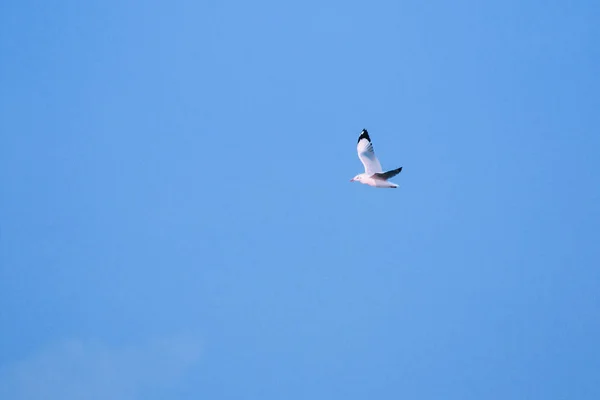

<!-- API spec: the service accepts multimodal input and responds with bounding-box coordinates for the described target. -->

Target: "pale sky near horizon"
[1,0,599,399]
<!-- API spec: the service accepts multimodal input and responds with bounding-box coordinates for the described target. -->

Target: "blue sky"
[1,0,599,398]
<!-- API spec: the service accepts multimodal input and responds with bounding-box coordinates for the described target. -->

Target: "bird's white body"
[352,173,398,188]
[350,129,402,189]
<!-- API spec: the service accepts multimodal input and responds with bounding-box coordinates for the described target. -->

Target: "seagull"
[350,129,402,188]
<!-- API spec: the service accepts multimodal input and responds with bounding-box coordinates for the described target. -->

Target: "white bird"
[350,129,402,188]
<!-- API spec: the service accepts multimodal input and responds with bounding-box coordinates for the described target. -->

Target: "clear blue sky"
[1,0,599,398]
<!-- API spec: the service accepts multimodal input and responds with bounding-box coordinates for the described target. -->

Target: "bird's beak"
[350,178,355,182]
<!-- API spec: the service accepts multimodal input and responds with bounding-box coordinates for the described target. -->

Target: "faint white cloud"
[0,334,202,400]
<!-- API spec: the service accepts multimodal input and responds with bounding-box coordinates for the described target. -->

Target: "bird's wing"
[372,167,402,181]
[357,129,383,175]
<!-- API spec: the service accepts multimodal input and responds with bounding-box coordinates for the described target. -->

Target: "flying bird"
[350,129,402,188]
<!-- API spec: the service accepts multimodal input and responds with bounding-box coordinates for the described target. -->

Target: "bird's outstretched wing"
[357,129,383,175]
[372,167,403,181]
